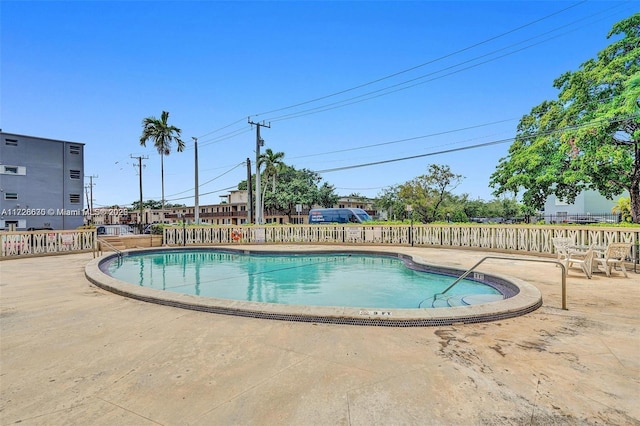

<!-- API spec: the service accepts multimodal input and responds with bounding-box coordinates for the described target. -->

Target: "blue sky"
[1,1,635,208]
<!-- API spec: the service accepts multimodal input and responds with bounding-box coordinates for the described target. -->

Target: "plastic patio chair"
[552,237,572,263]
[596,242,632,278]
[566,246,595,279]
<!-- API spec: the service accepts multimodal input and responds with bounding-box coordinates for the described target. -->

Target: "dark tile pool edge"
[85,247,543,327]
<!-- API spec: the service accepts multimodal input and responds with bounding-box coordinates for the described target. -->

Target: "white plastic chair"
[596,243,632,278]
[566,246,595,279]
[552,237,572,263]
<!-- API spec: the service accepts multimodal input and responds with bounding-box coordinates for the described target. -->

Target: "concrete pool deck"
[1,245,638,425]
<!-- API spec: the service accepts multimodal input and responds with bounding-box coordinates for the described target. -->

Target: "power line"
[289,118,518,160]
[287,91,620,163]
[183,2,629,153]
[162,162,246,198]
[250,1,589,119]
[313,114,639,174]
[165,185,238,202]
[196,117,247,139]
[264,4,630,123]
[193,1,605,143]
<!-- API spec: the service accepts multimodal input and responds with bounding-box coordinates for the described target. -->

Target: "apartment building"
[0,132,85,230]
[126,191,377,227]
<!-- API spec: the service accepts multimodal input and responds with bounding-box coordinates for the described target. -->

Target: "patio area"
[1,246,638,425]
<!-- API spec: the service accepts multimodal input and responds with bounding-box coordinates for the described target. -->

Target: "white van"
[308,208,372,224]
[96,225,133,236]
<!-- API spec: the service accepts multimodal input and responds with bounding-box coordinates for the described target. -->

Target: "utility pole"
[248,118,270,225]
[192,137,199,224]
[246,158,252,224]
[130,154,148,233]
[85,175,98,225]
[84,185,91,225]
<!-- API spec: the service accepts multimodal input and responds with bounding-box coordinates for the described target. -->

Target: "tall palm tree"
[139,111,185,210]
[258,149,285,216]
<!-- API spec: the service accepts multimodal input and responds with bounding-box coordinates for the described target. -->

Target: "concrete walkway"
[1,246,638,425]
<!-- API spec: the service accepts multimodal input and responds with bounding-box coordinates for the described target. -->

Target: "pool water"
[106,251,503,309]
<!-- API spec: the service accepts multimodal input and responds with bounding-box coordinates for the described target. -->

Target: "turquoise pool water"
[105,250,503,309]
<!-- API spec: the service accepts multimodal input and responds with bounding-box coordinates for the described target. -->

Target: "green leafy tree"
[130,200,185,210]
[461,196,489,219]
[131,200,162,210]
[375,185,408,221]
[490,15,640,222]
[241,165,339,222]
[269,167,339,221]
[139,111,185,210]
[398,164,463,223]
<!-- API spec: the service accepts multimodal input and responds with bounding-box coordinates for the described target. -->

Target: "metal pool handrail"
[418,256,567,310]
[97,238,123,259]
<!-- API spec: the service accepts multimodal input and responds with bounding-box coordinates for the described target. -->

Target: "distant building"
[543,189,627,223]
[166,190,249,225]
[0,132,85,230]
[128,192,377,227]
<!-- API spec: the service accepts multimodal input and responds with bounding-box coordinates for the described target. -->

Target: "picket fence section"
[2,225,637,262]
[1,229,97,258]
[163,224,639,260]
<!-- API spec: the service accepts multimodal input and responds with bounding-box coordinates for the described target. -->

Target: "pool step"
[431,295,469,308]
[431,294,504,308]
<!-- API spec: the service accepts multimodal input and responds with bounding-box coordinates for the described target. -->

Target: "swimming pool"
[103,250,504,309]
[86,247,543,326]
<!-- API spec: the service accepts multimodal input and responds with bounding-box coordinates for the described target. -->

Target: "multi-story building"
[0,132,85,230]
[137,192,376,226]
[125,191,378,228]
[166,190,249,225]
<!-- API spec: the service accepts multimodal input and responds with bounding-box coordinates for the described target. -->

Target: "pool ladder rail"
[97,238,124,260]
[418,255,567,310]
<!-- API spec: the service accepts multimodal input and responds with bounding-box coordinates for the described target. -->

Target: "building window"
[69,170,81,179]
[4,221,19,230]
[5,138,18,146]
[69,145,81,155]
[4,193,18,200]
[69,194,81,203]
[1,165,26,176]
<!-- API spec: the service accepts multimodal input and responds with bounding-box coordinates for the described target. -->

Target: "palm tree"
[139,111,185,210]
[258,149,285,216]
[612,196,632,223]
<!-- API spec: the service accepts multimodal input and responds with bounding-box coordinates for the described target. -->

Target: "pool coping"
[84,246,543,327]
